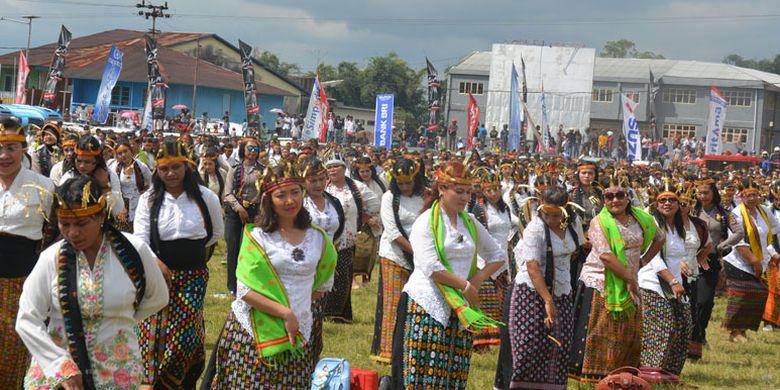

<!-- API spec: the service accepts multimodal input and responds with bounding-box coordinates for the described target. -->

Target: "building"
[0,29,307,125]
[446,45,780,153]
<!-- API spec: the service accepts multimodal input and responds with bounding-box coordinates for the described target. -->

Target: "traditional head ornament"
[301,158,327,177]
[156,141,190,167]
[323,148,347,168]
[0,117,27,144]
[353,156,373,170]
[41,123,62,141]
[656,177,680,201]
[56,181,107,219]
[474,167,501,189]
[434,161,473,186]
[388,158,421,182]
[75,135,102,157]
[256,161,304,198]
[740,177,760,196]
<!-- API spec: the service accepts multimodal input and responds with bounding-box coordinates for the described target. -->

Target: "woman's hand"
[118,209,129,223]
[697,255,710,271]
[236,205,250,224]
[672,283,686,300]
[626,275,640,305]
[283,308,300,344]
[61,375,84,390]
[463,281,480,308]
[753,261,764,279]
[156,258,171,288]
[312,291,325,301]
[680,261,691,278]
[543,298,555,329]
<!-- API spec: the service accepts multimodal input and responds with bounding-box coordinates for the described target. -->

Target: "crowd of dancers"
[1,115,778,389]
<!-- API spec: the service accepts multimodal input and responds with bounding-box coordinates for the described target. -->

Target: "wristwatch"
[670,278,680,286]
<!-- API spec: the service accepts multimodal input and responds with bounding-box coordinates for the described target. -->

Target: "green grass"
[202,241,780,389]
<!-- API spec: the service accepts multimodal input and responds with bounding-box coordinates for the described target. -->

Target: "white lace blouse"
[378,191,423,270]
[232,227,335,342]
[513,216,584,296]
[304,196,340,240]
[638,226,685,297]
[403,208,506,327]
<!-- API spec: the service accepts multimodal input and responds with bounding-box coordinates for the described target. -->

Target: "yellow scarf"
[739,203,772,262]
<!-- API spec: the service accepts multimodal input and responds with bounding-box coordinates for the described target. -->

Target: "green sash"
[236,224,337,364]
[596,206,657,318]
[429,200,504,330]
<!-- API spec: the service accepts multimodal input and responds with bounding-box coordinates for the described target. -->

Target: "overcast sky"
[2,0,779,73]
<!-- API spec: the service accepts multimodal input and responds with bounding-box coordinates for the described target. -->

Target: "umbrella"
[172,104,188,110]
[269,108,285,115]
[119,111,136,119]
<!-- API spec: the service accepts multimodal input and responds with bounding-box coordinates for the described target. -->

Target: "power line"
[15,0,135,7]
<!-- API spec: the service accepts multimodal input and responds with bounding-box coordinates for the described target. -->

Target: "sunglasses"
[245,145,260,152]
[604,191,626,201]
[657,197,678,204]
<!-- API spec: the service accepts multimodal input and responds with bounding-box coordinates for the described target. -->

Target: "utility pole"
[135,0,170,36]
[0,15,39,57]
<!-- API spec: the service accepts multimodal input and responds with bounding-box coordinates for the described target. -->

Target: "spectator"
[478,123,487,149]
[447,119,459,151]
[501,124,509,151]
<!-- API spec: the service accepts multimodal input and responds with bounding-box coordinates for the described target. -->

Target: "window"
[722,127,749,144]
[111,85,130,106]
[2,75,12,92]
[624,91,641,103]
[723,90,752,107]
[458,81,484,95]
[662,88,696,104]
[592,88,613,103]
[662,123,697,139]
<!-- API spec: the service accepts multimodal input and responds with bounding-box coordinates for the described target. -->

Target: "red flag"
[15,51,29,104]
[317,72,330,143]
[466,92,480,149]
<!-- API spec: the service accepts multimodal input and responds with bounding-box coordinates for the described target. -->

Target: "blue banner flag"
[92,45,123,124]
[374,94,394,150]
[508,62,521,151]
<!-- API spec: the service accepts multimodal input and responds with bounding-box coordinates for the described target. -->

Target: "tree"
[253,49,301,77]
[723,53,780,74]
[600,39,664,59]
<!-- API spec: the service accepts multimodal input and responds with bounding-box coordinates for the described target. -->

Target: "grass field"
[201,242,780,389]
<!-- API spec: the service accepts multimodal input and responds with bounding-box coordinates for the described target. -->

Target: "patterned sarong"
[322,247,355,323]
[723,263,768,331]
[0,277,29,390]
[138,268,208,388]
[474,275,507,347]
[640,289,692,375]
[764,260,780,326]
[370,258,410,363]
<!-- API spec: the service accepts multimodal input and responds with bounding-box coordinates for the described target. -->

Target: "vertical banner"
[466,92,480,149]
[15,51,29,104]
[238,40,260,130]
[508,62,522,151]
[706,86,728,155]
[621,94,641,161]
[648,70,660,140]
[374,93,394,150]
[41,25,72,108]
[302,72,330,142]
[92,46,124,124]
[426,58,441,135]
[540,82,550,150]
[145,34,167,122]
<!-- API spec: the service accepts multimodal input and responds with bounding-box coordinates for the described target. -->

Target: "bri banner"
[706,86,728,155]
[374,94,394,150]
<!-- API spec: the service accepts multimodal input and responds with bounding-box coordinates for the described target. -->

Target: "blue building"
[0,29,306,126]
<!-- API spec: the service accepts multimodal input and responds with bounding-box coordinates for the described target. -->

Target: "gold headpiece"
[388,158,421,182]
[0,120,27,143]
[434,161,473,186]
[156,141,190,167]
[56,181,108,219]
[256,161,305,199]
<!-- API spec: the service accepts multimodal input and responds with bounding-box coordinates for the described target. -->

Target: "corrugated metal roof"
[593,58,676,83]
[448,51,492,76]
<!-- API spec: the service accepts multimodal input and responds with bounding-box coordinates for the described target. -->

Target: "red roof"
[0,29,294,96]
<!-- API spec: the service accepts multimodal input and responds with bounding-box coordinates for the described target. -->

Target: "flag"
[621,94,641,160]
[466,92,480,149]
[508,62,522,151]
[540,82,550,149]
[239,40,260,130]
[92,46,124,124]
[648,69,660,140]
[301,72,330,142]
[145,34,167,122]
[523,106,544,152]
[705,86,728,155]
[374,94,394,150]
[426,58,441,133]
[520,55,528,103]
[41,25,72,108]
[15,51,29,104]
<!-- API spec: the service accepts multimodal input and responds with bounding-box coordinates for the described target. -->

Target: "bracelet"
[461,281,471,293]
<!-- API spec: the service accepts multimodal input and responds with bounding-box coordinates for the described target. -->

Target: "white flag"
[621,94,641,161]
[706,86,727,155]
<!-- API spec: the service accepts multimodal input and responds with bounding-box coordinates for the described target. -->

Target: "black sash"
[324,192,345,243]
[344,177,364,229]
[149,189,213,261]
[0,234,40,278]
[542,220,579,295]
[157,239,208,270]
[392,193,414,269]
